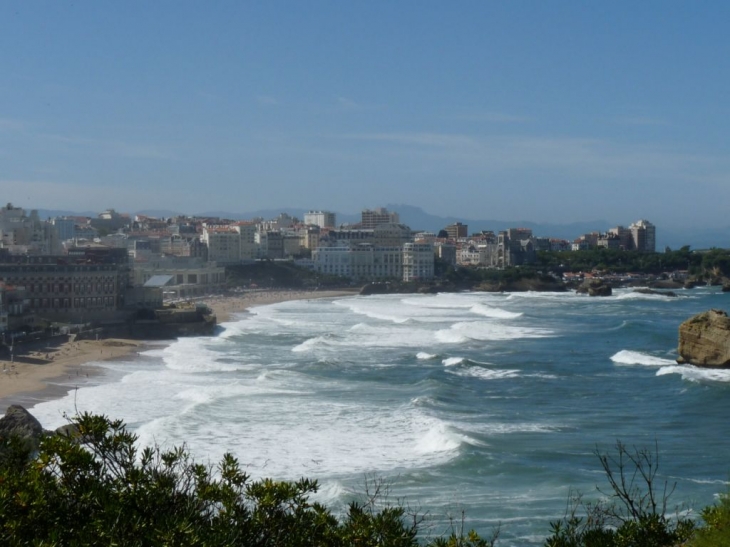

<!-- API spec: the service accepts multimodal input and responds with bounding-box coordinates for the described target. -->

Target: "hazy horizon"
[2,2,729,231]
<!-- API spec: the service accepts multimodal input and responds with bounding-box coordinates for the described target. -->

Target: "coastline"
[0,288,360,410]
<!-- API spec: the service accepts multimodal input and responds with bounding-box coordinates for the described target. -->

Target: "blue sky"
[1,1,728,229]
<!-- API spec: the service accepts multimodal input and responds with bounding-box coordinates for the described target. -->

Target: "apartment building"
[202,226,241,264]
[304,211,336,229]
[361,207,399,229]
[444,222,468,239]
[630,220,656,252]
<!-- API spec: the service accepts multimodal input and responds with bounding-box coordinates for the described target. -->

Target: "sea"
[29,287,730,545]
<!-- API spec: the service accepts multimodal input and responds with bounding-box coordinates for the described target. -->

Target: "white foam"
[615,291,676,301]
[442,357,465,367]
[469,304,523,319]
[657,365,730,383]
[292,336,330,352]
[416,352,437,360]
[451,366,520,380]
[414,423,464,454]
[434,330,469,344]
[437,321,553,342]
[611,350,676,367]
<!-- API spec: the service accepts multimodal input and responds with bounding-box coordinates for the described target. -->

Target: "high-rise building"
[444,222,468,239]
[629,220,656,252]
[304,211,336,229]
[361,208,399,229]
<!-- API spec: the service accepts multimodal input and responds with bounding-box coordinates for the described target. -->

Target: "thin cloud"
[340,130,728,184]
[335,96,383,111]
[345,132,479,149]
[256,95,279,105]
[452,111,534,123]
[613,116,670,127]
[0,118,27,131]
[40,133,175,160]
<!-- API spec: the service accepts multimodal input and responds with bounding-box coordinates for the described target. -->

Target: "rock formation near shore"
[677,309,730,368]
[576,279,612,297]
[633,288,677,298]
[0,405,44,452]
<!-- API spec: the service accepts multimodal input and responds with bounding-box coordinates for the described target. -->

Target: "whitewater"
[30,287,730,545]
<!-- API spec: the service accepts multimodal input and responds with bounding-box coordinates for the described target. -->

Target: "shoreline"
[0,288,360,410]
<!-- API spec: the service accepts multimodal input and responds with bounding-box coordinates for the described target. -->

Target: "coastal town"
[1,200,727,400]
[0,202,663,328]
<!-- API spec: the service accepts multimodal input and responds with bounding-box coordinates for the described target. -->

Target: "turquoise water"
[31,288,730,545]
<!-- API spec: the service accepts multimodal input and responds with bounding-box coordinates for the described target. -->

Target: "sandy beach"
[0,288,359,408]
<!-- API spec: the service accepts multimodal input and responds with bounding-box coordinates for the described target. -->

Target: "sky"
[1,1,729,229]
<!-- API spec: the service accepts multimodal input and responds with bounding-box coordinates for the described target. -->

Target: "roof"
[143,275,175,287]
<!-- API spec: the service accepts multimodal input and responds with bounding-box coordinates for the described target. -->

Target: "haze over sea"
[30,288,730,545]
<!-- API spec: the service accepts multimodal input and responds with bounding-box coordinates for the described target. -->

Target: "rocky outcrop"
[648,280,684,290]
[476,278,567,293]
[633,288,677,298]
[576,279,612,297]
[0,405,45,452]
[677,309,730,368]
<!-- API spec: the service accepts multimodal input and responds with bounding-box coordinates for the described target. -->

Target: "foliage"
[226,261,348,289]
[687,492,730,547]
[544,441,695,547]
[536,247,706,275]
[0,413,493,547]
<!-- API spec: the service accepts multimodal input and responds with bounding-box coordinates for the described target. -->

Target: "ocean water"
[30,288,730,545]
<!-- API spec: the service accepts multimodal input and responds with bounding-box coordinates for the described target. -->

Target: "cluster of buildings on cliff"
[0,202,657,333]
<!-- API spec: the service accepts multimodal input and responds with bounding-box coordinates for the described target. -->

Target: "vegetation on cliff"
[0,412,492,547]
[2,411,730,546]
[537,246,730,279]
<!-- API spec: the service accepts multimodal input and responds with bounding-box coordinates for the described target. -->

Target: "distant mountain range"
[33,205,727,251]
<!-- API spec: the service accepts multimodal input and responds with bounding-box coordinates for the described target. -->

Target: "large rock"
[576,279,612,297]
[677,309,730,368]
[0,405,45,451]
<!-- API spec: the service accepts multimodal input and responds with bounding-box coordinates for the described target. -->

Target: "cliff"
[677,309,730,368]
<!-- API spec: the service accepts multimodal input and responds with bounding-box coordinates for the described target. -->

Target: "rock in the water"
[633,288,677,298]
[677,309,730,368]
[576,279,612,297]
[0,405,45,451]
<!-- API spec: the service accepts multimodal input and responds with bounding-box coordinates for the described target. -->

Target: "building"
[235,222,258,260]
[132,256,225,299]
[496,228,536,267]
[202,226,241,264]
[304,211,336,229]
[608,226,633,250]
[0,204,61,255]
[361,208,399,229]
[373,223,413,247]
[0,247,131,320]
[403,243,435,281]
[312,241,434,282]
[51,217,76,242]
[444,222,468,239]
[629,220,656,252]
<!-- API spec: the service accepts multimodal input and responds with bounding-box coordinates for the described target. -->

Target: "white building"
[629,220,656,252]
[313,242,434,282]
[202,226,241,264]
[235,222,259,260]
[304,210,336,229]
